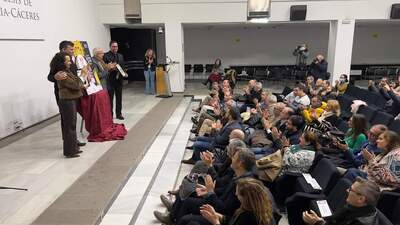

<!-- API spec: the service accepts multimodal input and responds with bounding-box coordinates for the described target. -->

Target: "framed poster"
[73,40,102,95]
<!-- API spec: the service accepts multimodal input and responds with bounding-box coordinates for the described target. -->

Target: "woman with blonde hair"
[199,178,274,225]
[313,99,341,128]
[144,48,156,94]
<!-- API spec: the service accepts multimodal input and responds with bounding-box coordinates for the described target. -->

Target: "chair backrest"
[373,94,387,109]
[282,86,293,96]
[388,119,400,135]
[392,198,400,225]
[326,178,352,212]
[377,209,394,225]
[344,85,359,98]
[193,64,204,73]
[205,64,214,73]
[184,64,192,73]
[370,111,394,126]
[310,158,341,194]
[336,119,349,133]
[357,105,377,123]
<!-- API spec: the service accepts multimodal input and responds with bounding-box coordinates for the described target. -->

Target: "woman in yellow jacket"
[302,96,327,123]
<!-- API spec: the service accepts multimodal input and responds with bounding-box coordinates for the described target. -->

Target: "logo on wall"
[0,0,43,39]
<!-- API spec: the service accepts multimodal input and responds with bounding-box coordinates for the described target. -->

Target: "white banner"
[0,0,44,40]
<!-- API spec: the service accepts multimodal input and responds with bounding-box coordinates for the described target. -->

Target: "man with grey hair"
[303,177,380,225]
[154,148,256,224]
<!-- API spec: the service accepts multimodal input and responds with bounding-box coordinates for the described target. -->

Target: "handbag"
[256,149,283,182]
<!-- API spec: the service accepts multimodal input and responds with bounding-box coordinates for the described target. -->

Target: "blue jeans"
[144,70,155,94]
[344,168,367,182]
[191,136,214,161]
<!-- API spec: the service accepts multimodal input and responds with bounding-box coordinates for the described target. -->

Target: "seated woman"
[279,130,320,175]
[345,130,400,191]
[203,58,224,87]
[334,74,349,95]
[272,131,320,208]
[198,178,274,225]
[313,99,342,128]
[334,114,367,153]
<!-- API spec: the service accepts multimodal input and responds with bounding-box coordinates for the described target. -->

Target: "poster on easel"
[72,40,102,95]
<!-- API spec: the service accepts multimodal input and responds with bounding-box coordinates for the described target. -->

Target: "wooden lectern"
[155,66,172,98]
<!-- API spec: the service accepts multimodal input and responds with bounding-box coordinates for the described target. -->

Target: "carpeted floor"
[31,96,183,225]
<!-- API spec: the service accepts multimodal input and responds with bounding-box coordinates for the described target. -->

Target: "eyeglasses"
[347,187,362,195]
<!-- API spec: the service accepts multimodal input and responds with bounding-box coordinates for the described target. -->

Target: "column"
[164,22,185,92]
[327,19,355,83]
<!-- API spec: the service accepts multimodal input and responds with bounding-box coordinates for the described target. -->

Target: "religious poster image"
[72,40,102,95]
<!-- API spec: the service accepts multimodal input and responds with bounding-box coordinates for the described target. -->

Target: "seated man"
[341,124,387,168]
[302,96,326,124]
[252,115,303,158]
[303,177,380,225]
[239,80,262,113]
[284,83,311,113]
[154,148,256,225]
[182,107,242,164]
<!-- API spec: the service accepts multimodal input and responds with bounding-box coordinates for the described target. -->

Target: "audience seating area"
[154,75,400,225]
[185,63,400,83]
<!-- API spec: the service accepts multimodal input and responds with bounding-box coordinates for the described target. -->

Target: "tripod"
[0,186,28,191]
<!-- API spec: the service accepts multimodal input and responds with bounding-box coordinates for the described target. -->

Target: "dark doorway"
[110,28,157,81]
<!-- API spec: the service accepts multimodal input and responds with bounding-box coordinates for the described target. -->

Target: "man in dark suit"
[309,54,328,80]
[181,107,243,164]
[47,40,86,147]
[103,40,126,120]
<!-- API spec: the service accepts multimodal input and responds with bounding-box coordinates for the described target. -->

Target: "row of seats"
[285,157,398,225]
[185,64,216,73]
[336,85,400,134]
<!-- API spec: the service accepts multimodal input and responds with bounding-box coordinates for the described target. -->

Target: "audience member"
[345,130,400,191]
[198,178,274,225]
[334,74,349,95]
[309,54,328,80]
[182,107,242,164]
[334,114,367,153]
[341,124,387,168]
[302,96,326,123]
[284,84,310,112]
[303,177,380,225]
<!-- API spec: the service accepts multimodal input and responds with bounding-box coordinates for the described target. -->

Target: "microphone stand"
[0,186,28,191]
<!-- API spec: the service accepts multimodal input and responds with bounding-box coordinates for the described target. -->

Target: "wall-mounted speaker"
[290,5,307,21]
[390,4,400,19]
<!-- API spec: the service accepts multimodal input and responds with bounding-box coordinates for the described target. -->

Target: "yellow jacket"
[302,102,327,123]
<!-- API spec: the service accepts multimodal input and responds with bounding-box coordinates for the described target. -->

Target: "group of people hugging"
[153,74,400,225]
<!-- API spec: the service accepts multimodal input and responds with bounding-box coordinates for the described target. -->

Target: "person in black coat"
[197,178,275,225]
[181,107,243,164]
[153,149,258,225]
[302,177,380,225]
[103,40,126,120]
[309,54,328,80]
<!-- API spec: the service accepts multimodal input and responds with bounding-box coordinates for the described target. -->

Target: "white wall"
[0,0,110,139]
[353,24,400,64]
[183,23,400,68]
[184,24,329,67]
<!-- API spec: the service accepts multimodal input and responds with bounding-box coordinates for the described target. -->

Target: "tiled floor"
[99,99,193,225]
[0,85,161,225]
[0,80,292,225]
